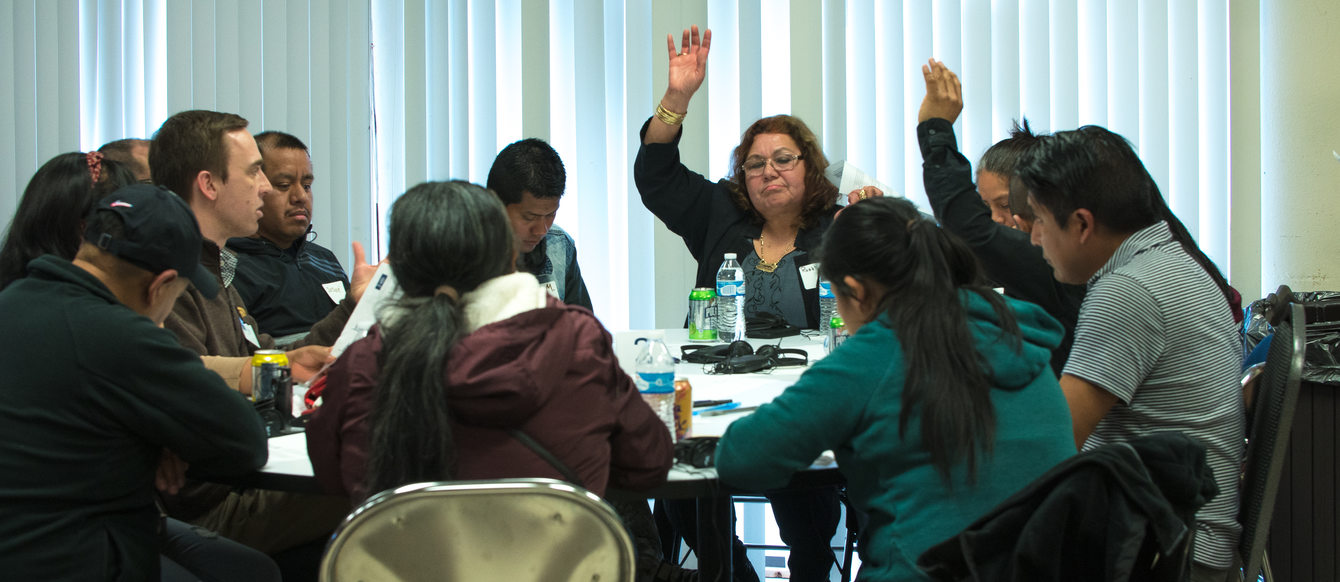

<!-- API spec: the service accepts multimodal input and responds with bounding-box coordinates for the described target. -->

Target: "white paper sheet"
[330,262,401,357]
[824,160,901,204]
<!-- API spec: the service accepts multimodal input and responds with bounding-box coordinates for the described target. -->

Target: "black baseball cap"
[84,184,219,299]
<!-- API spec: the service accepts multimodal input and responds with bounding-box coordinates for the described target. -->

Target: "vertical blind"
[3,0,1231,330]
[2,0,373,285]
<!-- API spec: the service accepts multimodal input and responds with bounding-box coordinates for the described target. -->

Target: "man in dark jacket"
[229,131,353,345]
[0,185,268,581]
[486,138,594,310]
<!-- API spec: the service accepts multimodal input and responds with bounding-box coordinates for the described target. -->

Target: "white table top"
[258,329,834,489]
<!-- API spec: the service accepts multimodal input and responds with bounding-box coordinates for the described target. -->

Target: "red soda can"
[673,378,693,441]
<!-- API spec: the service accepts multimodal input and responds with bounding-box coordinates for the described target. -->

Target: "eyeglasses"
[741,153,804,177]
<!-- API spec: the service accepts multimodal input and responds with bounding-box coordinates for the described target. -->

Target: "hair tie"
[434,285,460,301]
[86,151,104,185]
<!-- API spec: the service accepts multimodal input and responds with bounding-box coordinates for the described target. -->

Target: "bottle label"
[637,372,675,394]
[716,281,736,298]
[819,281,833,299]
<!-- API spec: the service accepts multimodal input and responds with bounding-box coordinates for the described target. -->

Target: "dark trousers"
[160,518,282,582]
[768,487,842,581]
[659,495,759,582]
[657,486,841,582]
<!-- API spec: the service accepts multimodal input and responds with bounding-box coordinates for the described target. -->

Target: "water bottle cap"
[724,252,737,260]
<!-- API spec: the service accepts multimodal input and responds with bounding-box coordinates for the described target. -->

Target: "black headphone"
[674,437,720,468]
[680,341,754,364]
[681,341,808,374]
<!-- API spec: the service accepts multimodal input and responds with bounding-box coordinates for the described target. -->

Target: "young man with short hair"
[1018,125,1244,582]
[487,138,593,310]
[151,109,358,554]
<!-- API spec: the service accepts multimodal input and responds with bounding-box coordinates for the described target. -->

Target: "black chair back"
[1238,302,1306,581]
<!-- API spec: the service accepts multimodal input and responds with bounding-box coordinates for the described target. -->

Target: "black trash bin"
[1260,292,1340,581]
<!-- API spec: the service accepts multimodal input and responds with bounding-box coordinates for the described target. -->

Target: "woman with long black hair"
[307,180,672,502]
[0,151,136,290]
[715,196,1076,581]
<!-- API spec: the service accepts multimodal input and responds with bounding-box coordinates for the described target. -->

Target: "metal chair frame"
[1238,303,1306,582]
[319,478,636,582]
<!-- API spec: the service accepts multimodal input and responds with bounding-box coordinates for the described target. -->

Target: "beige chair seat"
[320,478,635,582]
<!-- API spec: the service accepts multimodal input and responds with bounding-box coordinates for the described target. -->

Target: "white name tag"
[542,280,560,299]
[323,281,347,304]
[799,263,820,290]
[240,318,261,348]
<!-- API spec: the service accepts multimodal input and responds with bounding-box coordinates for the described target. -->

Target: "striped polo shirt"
[1064,220,1244,569]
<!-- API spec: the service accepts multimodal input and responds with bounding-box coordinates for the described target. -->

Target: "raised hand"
[917,58,963,124]
[347,241,383,303]
[663,25,712,111]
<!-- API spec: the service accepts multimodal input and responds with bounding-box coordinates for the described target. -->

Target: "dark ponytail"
[1153,195,1240,320]
[364,181,516,497]
[819,197,1019,484]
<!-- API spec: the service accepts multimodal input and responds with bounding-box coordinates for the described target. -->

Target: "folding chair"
[1237,302,1306,582]
[319,478,636,582]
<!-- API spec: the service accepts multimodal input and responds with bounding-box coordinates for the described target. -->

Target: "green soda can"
[688,287,718,341]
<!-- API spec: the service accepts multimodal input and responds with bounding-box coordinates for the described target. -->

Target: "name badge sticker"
[542,280,559,299]
[239,317,261,348]
[799,263,820,290]
[323,281,347,304]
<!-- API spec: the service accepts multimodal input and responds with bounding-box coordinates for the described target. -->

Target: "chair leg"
[837,489,859,582]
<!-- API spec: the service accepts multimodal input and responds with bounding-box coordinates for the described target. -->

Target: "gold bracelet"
[655,102,686,126]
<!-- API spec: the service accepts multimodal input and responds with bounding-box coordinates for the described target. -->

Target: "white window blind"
[3,0,1233,329]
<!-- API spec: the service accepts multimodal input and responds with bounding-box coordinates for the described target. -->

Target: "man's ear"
[147,269,180,304]
[1072,208,1097,244]
[195,170,219,202]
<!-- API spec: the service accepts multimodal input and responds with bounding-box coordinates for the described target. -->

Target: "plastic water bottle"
[818,276,836,331]
[634,330,676,440]
[716,253,746,342]
[825,316,848,354]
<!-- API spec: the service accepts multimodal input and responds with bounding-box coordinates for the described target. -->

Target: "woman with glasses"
[634,25,883,582]
[634,25,883,332]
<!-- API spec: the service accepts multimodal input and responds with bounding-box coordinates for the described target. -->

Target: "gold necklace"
[755,232,795,273]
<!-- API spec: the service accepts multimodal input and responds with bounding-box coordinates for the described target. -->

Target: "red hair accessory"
[86,151,104,184]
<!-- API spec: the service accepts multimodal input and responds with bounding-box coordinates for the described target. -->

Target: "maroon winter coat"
[306,297,673,502]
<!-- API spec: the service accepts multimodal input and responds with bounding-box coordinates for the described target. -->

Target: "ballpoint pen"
[692,401,740,415]
[699,405,759,417]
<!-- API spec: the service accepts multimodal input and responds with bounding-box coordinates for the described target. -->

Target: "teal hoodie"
[717,291,1077,581]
